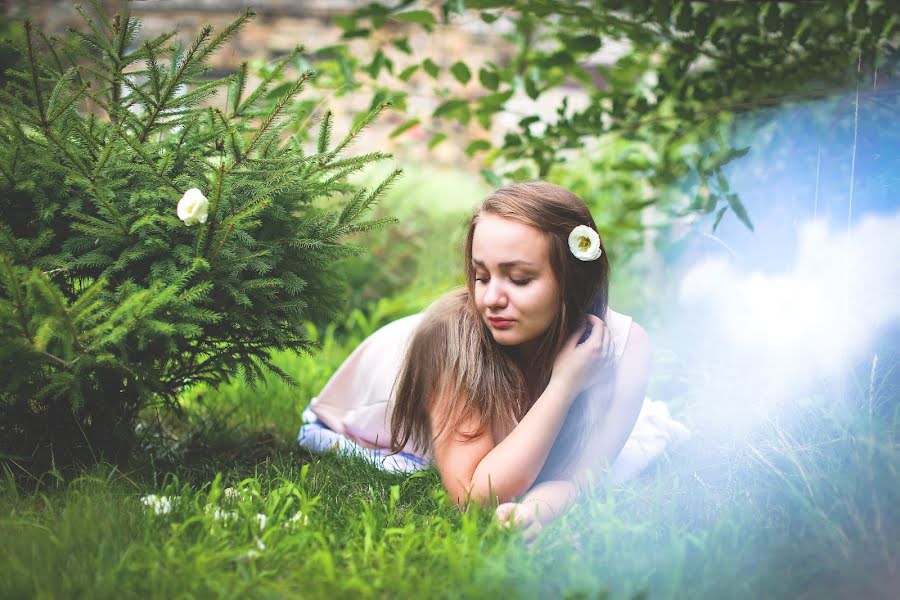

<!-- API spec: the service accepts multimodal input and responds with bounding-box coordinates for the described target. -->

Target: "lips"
[487,317,515,328]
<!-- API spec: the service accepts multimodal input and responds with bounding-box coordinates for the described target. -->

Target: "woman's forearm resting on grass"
[516,479,578,523]
[432,374,579,507]
[434,322,650,510]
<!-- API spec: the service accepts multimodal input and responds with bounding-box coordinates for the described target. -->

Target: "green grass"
[2,242,897,598]
[2,336,897,599]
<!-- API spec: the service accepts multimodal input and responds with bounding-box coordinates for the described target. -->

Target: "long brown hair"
[390,181,610,478]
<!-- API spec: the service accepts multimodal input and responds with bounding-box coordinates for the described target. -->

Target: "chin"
[489,328,531,346]
[490,333,520,346]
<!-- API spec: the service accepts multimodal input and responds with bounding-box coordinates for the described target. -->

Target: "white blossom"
[567,225,602,261]
[140,494,174,515]
[288,510,309,526]
[177,188,209,226]
[255,513,268,530]
[212,508,237,522]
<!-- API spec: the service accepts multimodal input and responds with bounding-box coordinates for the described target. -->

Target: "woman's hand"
[495,502,545,543]
[551,313,614,396]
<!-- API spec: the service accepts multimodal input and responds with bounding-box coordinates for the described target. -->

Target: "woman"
[299,182,685,540]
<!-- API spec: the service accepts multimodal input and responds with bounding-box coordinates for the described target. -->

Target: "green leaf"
[393,37,412,54]
[504,133,522,147]
[478,67,500,90]
[341,28,371,40]
[365,49,387,79]
[479,167,502,187]
[422,58,440,79]
[725,193,754,231]
[398,64,419,81]
[465,139,491,156]
[564,34,602,53]
[444,0,465,16]
[468,0,508,8]
[479,89,513,109]
[480,11,499,24]
[433,98,469,119]
[675,1,693,31]
[393,10,437,26]
[389,118,420,138]
[543,50,574,68]
[428,132,448,149]
[450,61,471,84]
[524,75,540,99]
[712,206,727,232]
[763,3,780,31]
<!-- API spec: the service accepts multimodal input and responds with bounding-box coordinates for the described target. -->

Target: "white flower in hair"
[568,225,602,261]
[177,188,209,225]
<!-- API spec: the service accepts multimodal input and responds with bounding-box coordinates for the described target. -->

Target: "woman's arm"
[430,368,579,506]
[431,315,612,506]
[496,322,652,530]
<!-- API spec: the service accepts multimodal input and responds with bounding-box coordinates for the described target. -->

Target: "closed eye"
[511,278,532,286]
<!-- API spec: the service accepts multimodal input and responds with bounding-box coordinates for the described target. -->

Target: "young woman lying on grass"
[299,181,685,540]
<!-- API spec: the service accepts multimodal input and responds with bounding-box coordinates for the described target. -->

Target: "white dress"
[298,309,689,480]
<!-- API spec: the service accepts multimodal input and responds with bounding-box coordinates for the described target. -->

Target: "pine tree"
[0,3,398,471]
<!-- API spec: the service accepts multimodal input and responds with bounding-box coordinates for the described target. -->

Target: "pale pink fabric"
[308,308,636,463]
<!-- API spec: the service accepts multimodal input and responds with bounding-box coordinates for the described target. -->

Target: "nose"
[483,278,507,308]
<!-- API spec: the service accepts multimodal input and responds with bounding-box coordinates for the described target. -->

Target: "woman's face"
[471,213,561,347]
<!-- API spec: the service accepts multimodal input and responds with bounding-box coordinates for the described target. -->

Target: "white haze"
[675,209,900,424]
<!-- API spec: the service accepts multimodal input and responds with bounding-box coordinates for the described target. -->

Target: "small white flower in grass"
[236,538,267,561]
[255,513,268,530]
[223,487,240,500]
[177,188,209,226]
[140,494,173,515]
[288,510,309,526]
[239,549,262,561]
[212,508,237,522]
[567,225,602,261]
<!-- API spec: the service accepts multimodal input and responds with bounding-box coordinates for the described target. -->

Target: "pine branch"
[138,24,213,143]
[232,45,303,118]
[210,223,234,261]
[115,129,181,193]
[88,182,130,236]
[339,168,402,225]
[32,270,82,353]
[317,110,333,155]
[23,21,48,127]
[0,256,33,342]
[330,101,391,157]
[38,31,67,77]
[229,71,314,173]
[192,9,255,69]
[202,163,226,256]
[229,62,248,117]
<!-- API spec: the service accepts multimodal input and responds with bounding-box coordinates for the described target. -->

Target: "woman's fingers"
[496,503,544,543]
[495,502,518,527]
[567,319,590,349]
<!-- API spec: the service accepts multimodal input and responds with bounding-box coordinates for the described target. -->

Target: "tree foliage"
[0,4,397,470]
[331,0,898,231]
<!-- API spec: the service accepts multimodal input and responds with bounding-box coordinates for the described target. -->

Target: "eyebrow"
[471,258,537,269]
